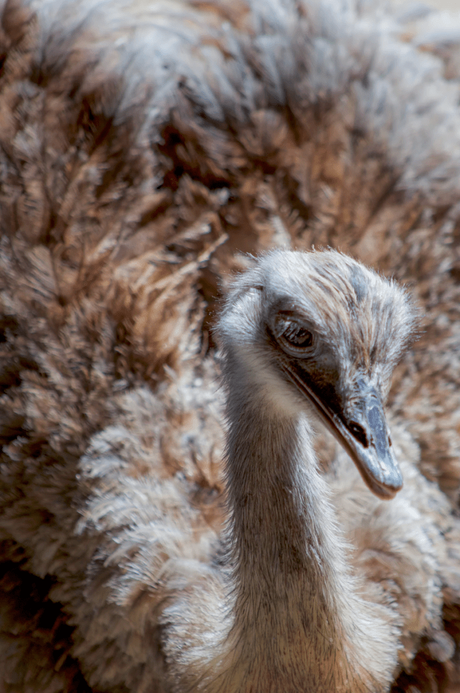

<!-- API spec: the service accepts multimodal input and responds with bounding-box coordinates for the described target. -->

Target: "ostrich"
[159,248,415,693]
[2,0,460,691]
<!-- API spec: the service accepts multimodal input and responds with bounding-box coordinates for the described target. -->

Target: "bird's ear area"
[223,265,265,300]
[216,266,262,319]
[215,266,266,346]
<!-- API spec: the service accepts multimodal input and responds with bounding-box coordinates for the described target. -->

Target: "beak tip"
[366,465,403,500]
[373,483,403,501]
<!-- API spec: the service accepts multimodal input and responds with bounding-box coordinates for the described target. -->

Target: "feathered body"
[1,0,460,691]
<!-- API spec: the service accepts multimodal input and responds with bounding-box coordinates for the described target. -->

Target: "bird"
[1,0,460,691]
[163,247,418,693]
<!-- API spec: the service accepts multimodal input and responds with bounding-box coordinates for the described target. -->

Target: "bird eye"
[282,323,313,349]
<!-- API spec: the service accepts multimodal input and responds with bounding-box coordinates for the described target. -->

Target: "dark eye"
[282,323,313,348]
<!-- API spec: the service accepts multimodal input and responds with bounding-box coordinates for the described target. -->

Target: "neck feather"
[216,350,397,692]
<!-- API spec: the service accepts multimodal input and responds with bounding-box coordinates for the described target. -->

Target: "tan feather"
[1,0,460,691]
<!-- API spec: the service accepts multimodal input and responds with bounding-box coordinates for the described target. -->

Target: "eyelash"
[282,323,313,349]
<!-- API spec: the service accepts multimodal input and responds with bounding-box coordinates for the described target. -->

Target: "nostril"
[348,421,369,448]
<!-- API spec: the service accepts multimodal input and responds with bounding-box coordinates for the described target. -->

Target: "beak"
[281,366,403,500]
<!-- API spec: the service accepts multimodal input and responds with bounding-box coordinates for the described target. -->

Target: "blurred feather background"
[1,0,460,690]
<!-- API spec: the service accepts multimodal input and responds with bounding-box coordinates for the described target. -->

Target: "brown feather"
[1,0,460,690]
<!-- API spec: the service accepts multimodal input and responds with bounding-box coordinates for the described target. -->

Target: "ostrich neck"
[219,357,389,691]
[225,379,346,638]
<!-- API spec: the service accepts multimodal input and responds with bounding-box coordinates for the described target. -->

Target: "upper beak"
[282,366,403,500]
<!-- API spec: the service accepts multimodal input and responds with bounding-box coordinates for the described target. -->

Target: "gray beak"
[282,366,403,500]
[328,384,403,499]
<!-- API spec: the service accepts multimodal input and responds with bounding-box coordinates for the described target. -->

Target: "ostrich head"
[217,249,417,499]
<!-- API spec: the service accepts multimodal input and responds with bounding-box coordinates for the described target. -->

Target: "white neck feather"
[162,350,399,692]
[213,352,398,692]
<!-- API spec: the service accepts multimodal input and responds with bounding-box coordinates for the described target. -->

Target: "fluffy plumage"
[1,0,460,691]
[202,249,414,692]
